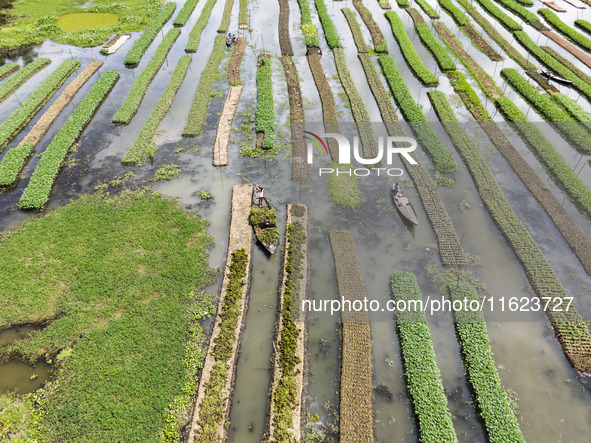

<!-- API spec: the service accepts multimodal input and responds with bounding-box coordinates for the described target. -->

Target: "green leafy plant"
[415,0,439,18]
[552,93,591,132]
[217,0,235,33]
[448,283,526,442]
[575,19,591,37]
[239,0,249,27]
[0,58,51,105]
[500,68,591,153]
[438,0,468,26]
[391,271,458,442]
[256,227,280,246]
[256,57,276,149]
[314,0,342,49]
[297,0,321,47]
[396,0,410,7]
[415,22,456,71]
[384,11,438,86]
[539,8,591,52]
[197,190,214,200]
[352,0,388,52]
[490,0,540,25]
[151,164,181,181]
[0,63,19,81]
[185,0,217,52]
[19,70,120,210]
[378,55,457,172]
[182,37,226,138]
[124,2,176,66]
[0,59,79,152]
[123,56,191,165]
[471,0,522,31]
[114,28,180,124]
[173,0,199,26]
[342,8,369,53]
[250,205,277,227]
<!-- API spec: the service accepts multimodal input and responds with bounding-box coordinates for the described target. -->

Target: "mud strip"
[454,88,591,276]
[227,37,246,85]
[213,85,243,166]
[267,204,308,442]
[329,231,373,443]
[543,31,591,70]
[541,45,591,86]
[187,185,254,442]
[278,0,294,56]
[280,56,308,181]
[352,0,388,51]
[407,7,424,24]
[433,22,501,99]
[17,62,102,148]
[462,24,503,61]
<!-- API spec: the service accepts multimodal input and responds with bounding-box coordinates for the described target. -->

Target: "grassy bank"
[0,189,216,440]
[0,0,167,50]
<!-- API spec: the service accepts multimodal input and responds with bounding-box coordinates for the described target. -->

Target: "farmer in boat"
[226,33,236,47]
[255,186,266,206]
[393,183,401,195]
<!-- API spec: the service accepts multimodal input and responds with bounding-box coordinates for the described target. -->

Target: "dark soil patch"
[278,0,293,56]
[407,7,424,24]
[227,37,246,85]
[463,24,503,61]
[352,0,387,52]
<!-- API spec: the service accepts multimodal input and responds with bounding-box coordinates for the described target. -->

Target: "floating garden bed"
[173,0,199,27]
[352,0,388,52]
[391,271,458,442]
[539,9,591,53]
[19,70,120,210]
[342,8,369,53]
[124,2,176,66]
[297,0,320,47]
[185,0,217,53]
[217,0,235,34]
[413,19,456,71]
[0,62,19,81]
[0,58,51,105]
[472,0,522,31]
[114,28,181,125]
[123,56,191,165]
[315,0,342,49]
[183,36,227,138]
[256,56,275,149]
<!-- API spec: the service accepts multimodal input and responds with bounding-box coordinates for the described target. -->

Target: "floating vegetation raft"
[447,283,526,442]
[183,36,226,138]
[217,0,235,33]
[539,8,591,53]
[19,70,120,211]
[391,271,458,443]
[124,2,176,66]
[173,0,199,27]
[185,0,217,52]
[0,59,79,153]
[256,56,275,149]
[297,0,320,47]
[0,63,19,81]
[122,56,191,165]
[329,231,373,442]
[187,185,253,443]
[352,0,388,52]
[113,27,181,125]
[0,58,50,105]
[268,205,308,442]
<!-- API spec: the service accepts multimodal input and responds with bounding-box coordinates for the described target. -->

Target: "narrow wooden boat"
[392,184,418,226]
[540,67,572,84]
[251,185,280,254]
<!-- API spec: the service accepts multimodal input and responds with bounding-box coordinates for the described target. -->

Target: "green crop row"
[514,0,533,5]
[196,249,249,441]
[334,49,379,160]
[271,221,306,442]
[352,0,388,52]
[0,59,79,153]
[472,0,522,31]
[384,11,438,86]
[438,0,468,26]
[173,0,199,27]
[0,141,35,188]
[256,58,275,149]
[18,70,119,210]
[239,0,249,26]
[378,55,456,172]
[396,0,410,7]
[217,0,235,33]
[491,0,539,25]
[297,0,321,47]
[539,9,591,53]
[183,37,226,138]
[494,96,591,220]
[114,28,180,125]
[0,63,19,81]
[415,23,456,71]
[390,271,458,443]
[455,0,534,69]
[575,19,591,36]
[342,8,369,53]
[541,45,591,86]
[315,0,342,49]
[500,68,591,153]
[513,31,591,102]
[185,0,217,52]
[432,82,591,364]
[552,93,591,132]
[416,0,439,18]
[0,58,50,105]
[124,2,176,66]
[447,283,526,443]
[123,56,191,165]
